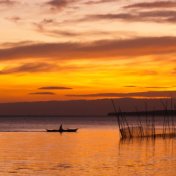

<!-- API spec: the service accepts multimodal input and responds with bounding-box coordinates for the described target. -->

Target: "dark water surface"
[0,117,175,176]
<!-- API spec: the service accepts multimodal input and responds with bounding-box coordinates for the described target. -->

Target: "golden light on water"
[0,129,175,176]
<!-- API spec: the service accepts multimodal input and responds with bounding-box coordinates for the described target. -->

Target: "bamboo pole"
[111,99,123,138]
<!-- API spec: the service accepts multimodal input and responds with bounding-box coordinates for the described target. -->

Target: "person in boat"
[59,124,63,131]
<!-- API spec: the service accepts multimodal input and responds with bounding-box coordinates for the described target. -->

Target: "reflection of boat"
[46,124,78,133]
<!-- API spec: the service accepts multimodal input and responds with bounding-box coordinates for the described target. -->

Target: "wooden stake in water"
[111,99,123,137]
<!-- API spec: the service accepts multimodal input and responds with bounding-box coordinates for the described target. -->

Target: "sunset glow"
[0,0,176,102]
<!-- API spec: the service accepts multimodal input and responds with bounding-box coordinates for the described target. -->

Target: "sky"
[0,0,176,102]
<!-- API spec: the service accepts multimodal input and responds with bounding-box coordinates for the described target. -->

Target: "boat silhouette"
[46,124,78,133]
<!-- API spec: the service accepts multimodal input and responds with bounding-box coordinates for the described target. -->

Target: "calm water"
[0,117,175,176]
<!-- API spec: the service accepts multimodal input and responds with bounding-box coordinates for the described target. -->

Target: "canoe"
[46,128,78,133]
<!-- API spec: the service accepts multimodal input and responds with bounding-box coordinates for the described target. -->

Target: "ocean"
[0,116,175,176]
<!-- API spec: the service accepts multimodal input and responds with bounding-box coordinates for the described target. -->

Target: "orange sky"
[0,0,176,102]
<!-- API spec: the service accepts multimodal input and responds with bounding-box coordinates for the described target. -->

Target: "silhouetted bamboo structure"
[111,100,123,137]
[110,99,176,139]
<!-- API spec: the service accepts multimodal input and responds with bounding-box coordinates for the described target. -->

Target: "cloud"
[45,0,117,10]
[145,86,173,89]
[37,28,129,38]
[34,17,137,39]
[34,19,84,38]
[124,85,137,88]
[35,19,136,38]
[0,62,57,74]
[6,16,21,23]
[0,41,36,48]
[84,0,115,5]
[84,13,132,21]
[48,30,81,37]
[46,0,67,9]
[124,1,176,9]
[36,26,80,37]
[139,10,176,23]
[29,92,56,95]
[66,91,176,98]
[35,18,127,38]
[0,36,176,61]
[45,0,76,10]
[0,0,16,6]
[123,85,173,89]
[39,86,72,90]
[33,19,58,35]
[85,10,176,23]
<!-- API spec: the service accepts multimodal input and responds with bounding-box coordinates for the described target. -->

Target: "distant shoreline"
[0,115,108,118]
[108,110,176,116]
[0,110,175,117]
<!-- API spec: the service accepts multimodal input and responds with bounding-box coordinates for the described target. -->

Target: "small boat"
[46,124,78,133]
[46,129,78,133]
